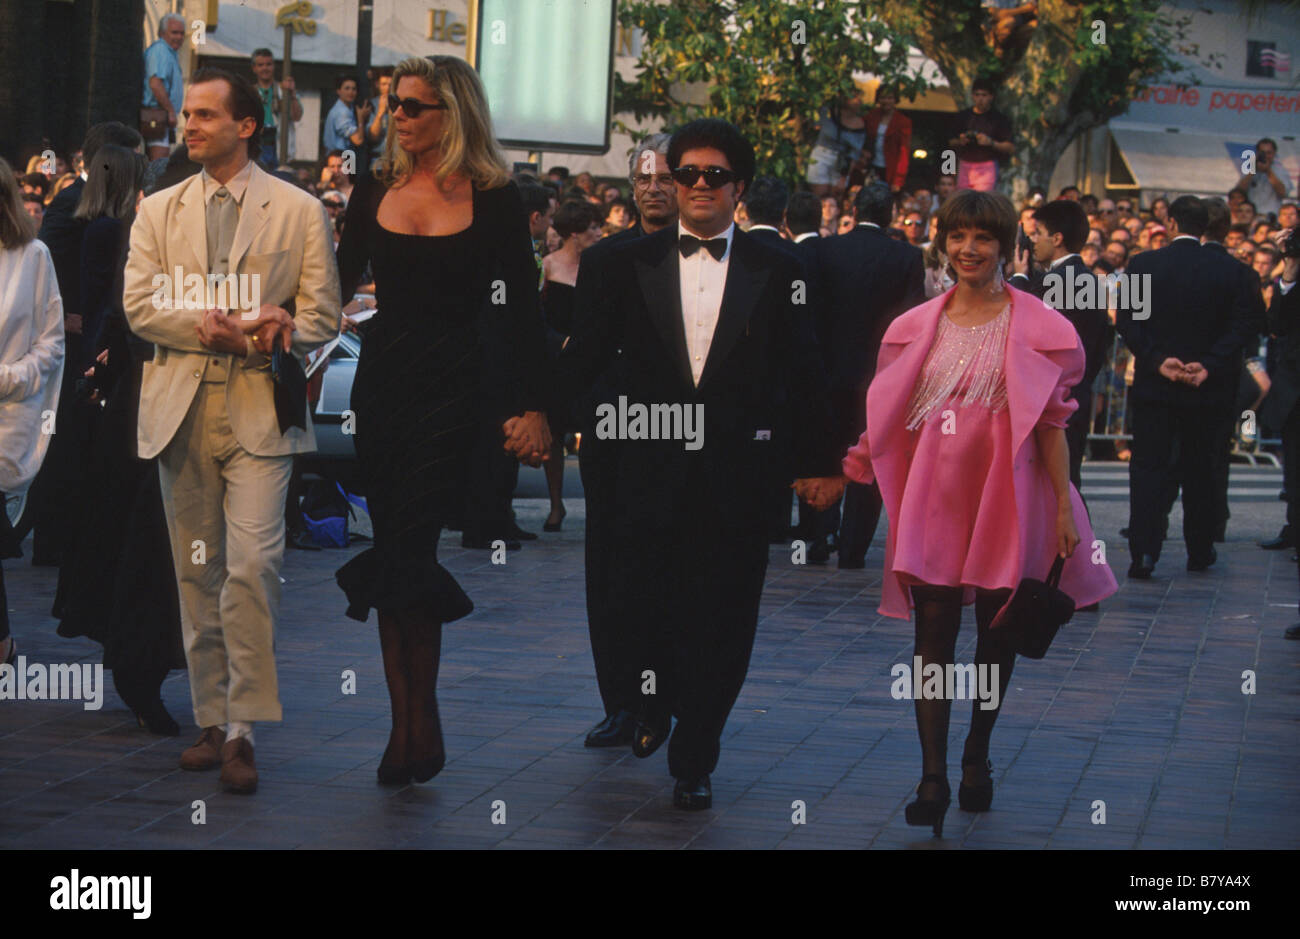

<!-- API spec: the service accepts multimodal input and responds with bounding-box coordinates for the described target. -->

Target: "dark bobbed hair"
[667,118,755,193]
[743,176,788,226]
[1168,195,1208,238]
[853,180,893,228]
[19,172,50,197]
[74,145,146,224]
[785,191,822,236]
[335,73,358,90]
[972,76,997,95]
[552,199,601,239]
[935,189,1017,261]
[190,67,264,160]
[0,156,37,249]
[1203,198,1231,242]
[1033,200,1088,253]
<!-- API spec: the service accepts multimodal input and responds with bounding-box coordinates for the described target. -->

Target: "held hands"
[1158,356,1208,387]
[793,476,846,511]
[236,304,297,355]
[1057,501,1080,559]
[502,411,553,466]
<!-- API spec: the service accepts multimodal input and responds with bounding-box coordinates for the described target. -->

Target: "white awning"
[1107,124,1300,200]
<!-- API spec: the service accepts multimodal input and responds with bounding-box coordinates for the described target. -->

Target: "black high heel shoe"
[959,758,994,812]
[133,698,180,736]
[543,507,566,532]
[904,774,951,837]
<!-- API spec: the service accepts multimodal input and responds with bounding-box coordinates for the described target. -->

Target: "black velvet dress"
[335,173,547,623]
[541,279,577,438]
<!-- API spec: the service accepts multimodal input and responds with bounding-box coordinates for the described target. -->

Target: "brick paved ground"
[2,461,1298,849]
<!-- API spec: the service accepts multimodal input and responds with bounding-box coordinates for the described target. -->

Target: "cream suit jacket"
[123,162,341,459]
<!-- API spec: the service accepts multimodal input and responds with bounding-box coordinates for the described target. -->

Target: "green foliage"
[614,0,928,187]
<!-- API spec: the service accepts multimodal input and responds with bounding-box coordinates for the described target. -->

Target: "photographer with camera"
[806,92,868,200]
[947,78,1014,192]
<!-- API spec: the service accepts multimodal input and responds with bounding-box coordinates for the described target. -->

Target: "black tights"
[377,608,444,770]
[910,584,1015,797]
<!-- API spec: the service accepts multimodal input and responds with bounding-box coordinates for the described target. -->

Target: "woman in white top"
[0,156,65,665]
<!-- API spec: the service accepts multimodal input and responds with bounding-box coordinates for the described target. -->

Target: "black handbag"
[989,555,1075,659]
[270,345,307,433]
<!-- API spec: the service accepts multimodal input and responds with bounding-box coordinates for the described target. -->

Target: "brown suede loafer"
[219,738,258,794]
[179,726,226,771]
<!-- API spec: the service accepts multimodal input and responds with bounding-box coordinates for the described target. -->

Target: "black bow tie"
[679,234,727,260]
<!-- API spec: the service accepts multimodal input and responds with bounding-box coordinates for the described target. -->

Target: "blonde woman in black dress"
[336,56,550,785]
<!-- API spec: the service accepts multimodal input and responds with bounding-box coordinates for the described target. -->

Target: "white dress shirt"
[678,220,735,386]
[793,231,819,243]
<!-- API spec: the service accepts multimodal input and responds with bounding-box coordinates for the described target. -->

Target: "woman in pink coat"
[841,190,1117,835]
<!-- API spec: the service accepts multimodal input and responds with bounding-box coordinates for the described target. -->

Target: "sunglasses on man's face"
[671,165,738,189]
[388,94,448,117]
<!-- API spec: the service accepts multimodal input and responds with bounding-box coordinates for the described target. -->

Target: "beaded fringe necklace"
[904,303,1011,430]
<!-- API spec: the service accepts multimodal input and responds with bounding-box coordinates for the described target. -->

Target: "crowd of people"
[2,39,1299,835]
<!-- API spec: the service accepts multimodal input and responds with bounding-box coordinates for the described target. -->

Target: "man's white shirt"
[678,220,735,386]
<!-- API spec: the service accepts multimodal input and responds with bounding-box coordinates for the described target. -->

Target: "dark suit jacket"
[38,177,87,320]
[1264,279,1300,425]
[1116,237,1260,406]
[811,223,925,449]
[559,225,838,534]
[1011,254,1113,424]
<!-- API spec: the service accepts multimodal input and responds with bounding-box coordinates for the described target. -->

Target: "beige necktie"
[206,186,238,276]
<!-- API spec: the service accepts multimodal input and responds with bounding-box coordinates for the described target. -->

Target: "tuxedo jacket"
[1264,280,1300,425]
[1116,237,1260,407]
[559,225,839,533]
[1011,255,1112,418]
[811,224,925,448]
[123,162,341,459]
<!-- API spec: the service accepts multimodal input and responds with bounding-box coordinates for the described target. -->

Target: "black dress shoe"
[461,535,521,550]
[673,774,712,810]
[1128,554,1156,579]
[1119,527,1130,539]
[133,698,180,736]
[287,529,322,551]
[584,709,635,748]
[1187,547,1216,572]
[507,522,539,541]
[807,537,833,565]
[1213,528,1226,544]
[1260,528,1293,550]
[631,715,671,758]
[1285,624,1300,640]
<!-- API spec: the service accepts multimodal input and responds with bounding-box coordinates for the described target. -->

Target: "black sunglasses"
[671,165,738,189]
[388,94,448,117]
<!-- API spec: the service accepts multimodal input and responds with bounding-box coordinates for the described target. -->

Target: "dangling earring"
[989,257,1006,295]
[940,251,956,283]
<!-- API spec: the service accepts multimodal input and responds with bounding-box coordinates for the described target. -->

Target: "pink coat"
[842,285,1119,619]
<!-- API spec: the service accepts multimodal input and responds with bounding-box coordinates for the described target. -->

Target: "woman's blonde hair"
[0,156,38,250]
[375,55,509,191]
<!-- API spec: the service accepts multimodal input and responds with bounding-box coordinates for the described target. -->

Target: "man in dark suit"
[574,133,678,749]
[25,122,143,565]
[1265,242,1300,638]
[811,181,925,569]
[1011,198,1112,490]
[560,120,843,808]
[1201,198,1266,543]
[741,176,803,542]
[1116,196,1259,578]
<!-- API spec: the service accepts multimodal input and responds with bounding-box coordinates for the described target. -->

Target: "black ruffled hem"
[336,547,474,624]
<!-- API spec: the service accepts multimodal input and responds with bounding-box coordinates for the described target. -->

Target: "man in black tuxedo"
[574,133,678,749]
[25,122,143,566]
[560,119,843,808]
[811,181,925,569]
[1116,196,1259,578]
[1201,199,1266,543]
[1011,198,1112,490]
[1265,243,1300,638]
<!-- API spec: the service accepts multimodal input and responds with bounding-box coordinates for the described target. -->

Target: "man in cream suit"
[123,68,340,793]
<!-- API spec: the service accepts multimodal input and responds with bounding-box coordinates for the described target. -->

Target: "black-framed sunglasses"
[388,94,448,117]
[671,165,738,189]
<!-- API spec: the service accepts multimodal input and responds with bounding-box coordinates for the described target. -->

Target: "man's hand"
[503,411,553,466]
[196,309,249,355]
[64,313,83,336]
[1013,240,1031,277]
[1158,357,1187,383]
[793,476,846,511]
[1180,362,1208,387]
[236,304,296,354]
[281,76,296,94]
[357,101,373,123]
[974,132,992,147]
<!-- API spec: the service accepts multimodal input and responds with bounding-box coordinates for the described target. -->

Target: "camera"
[1282,227,1300,260]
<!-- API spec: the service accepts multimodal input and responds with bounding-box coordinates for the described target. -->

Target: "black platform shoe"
[904,774,951,837]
